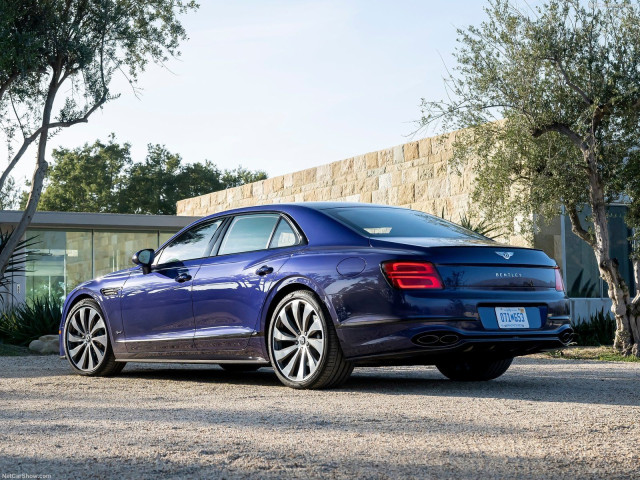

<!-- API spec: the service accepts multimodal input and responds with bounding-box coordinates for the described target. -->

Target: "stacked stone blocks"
[176,131,477,225]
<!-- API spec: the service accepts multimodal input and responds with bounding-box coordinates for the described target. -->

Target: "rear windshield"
[324,207,485,239]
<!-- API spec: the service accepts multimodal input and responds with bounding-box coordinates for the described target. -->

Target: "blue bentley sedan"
[60,203,571,389]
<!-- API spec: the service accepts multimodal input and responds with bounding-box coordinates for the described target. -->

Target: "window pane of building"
[65,231,93,294]
[564,211,601,298]
[533,215,562,272]
[605,206,634,297]
[25,229,92,302]
[93,231,159,278]
[563,205,633,298]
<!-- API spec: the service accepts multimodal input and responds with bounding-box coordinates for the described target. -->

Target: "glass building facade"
[534,205,634,299]
[24,229,177,303]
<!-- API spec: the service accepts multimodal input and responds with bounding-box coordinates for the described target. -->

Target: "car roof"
[173,202,380,249]
[196,202,402,219]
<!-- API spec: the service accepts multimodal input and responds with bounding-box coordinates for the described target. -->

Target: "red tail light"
[382,261,443,290]
[554,267,565,292]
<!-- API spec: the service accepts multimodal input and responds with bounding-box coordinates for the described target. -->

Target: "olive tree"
[420,0,640,356]
[0,0,197,280]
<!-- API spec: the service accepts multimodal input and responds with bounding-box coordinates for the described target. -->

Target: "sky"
[6,0,490,187]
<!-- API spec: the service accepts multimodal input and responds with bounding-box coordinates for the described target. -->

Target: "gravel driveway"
[0,355,638,479]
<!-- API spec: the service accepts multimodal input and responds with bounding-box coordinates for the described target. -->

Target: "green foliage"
[0,230,39,304]
[0,177,21,209]
[0,297,62,346]
[439,208,502,239]
[420,0,640,246]
[35,135,132,213]
[458,212,502,239]
[568,270,598,298]
[0,0,199,283]
[571,309,616,347]
[34,136,268,215]
[1,0,199,140]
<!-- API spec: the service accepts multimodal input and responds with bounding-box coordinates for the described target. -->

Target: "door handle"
[256,265,274,276]
[175,273,192,283]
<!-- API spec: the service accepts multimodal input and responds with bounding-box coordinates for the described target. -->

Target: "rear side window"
[219,214,280,255]
[324,207,484,239]
[269,219,298,248]
[155,220,222,264]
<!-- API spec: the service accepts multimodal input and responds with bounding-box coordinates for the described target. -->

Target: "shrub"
[0,297,62,346]
[0,230,40,305]
[570,309,616,346]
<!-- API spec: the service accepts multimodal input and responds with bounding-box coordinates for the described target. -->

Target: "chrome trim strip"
[117,358,269,364]
[118,328,257,343]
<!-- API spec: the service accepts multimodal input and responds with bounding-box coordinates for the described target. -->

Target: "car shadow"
[114,359,640,408]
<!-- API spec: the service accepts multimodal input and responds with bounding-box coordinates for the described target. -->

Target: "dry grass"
[544,346,640,362]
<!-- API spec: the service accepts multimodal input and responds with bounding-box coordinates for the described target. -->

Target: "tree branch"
[0,95,107,193]
[0,72,19,104]
[531,122,585,150]
[567,206,595,247]
[548,57,593,106]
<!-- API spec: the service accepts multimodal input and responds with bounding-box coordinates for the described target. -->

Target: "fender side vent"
[100,287,121,297]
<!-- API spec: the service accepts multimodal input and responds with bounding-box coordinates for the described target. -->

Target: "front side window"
[324,207,485,240]
[218,214,280,255]
[155,220,222,265]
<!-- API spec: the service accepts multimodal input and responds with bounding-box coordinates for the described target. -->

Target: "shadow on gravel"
[118,366,283,387]
[3,450,625,480]
[2,358,638,408]
[115,363,640,408]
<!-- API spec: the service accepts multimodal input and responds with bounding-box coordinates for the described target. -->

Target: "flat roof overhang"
[0,210,201,231]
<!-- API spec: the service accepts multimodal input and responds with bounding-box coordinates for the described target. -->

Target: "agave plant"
[458,213,503,239]
[570,309,615,346]
[568,270,598,298]
[439,209,503,239]
[0,296,63,345]
[0,230,39,305]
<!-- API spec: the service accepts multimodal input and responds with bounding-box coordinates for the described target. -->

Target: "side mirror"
[132,249,155,275]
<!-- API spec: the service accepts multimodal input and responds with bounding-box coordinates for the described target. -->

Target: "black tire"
[268,290,353,389]
[436,357,513,381]
[219,364,262,372]
[63,299,125,377]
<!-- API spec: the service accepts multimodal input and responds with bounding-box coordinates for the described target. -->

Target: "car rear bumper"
[337,318,573,365]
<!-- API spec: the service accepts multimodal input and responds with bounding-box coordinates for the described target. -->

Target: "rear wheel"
[436,357,513,381]
[63,299,125,377]
[268,290,353,389]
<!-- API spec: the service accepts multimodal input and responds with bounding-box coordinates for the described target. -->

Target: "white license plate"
[495,307,529,329]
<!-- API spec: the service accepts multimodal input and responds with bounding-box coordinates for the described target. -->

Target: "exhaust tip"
[415,334,440,346]
[439,334,460,345]
[414,332,461,347]
[559,329,574,345]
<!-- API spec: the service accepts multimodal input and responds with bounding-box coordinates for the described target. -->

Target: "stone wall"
[176,131,530,247]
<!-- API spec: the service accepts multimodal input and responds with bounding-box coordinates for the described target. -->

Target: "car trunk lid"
[370,237,557,289]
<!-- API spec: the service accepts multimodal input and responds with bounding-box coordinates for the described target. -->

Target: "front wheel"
[63,299,125,377]
[268,290,353,389]
[436,357,513,381]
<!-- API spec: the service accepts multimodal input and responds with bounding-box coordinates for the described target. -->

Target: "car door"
[120,219,223,353]
[192,213,303,353]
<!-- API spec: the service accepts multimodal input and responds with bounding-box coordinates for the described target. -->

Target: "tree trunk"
[0,70,59,281]
[582,154,640,357]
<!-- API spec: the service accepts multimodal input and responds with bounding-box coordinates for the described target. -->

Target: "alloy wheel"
[66,306,108,372]
[271,298,326,382]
